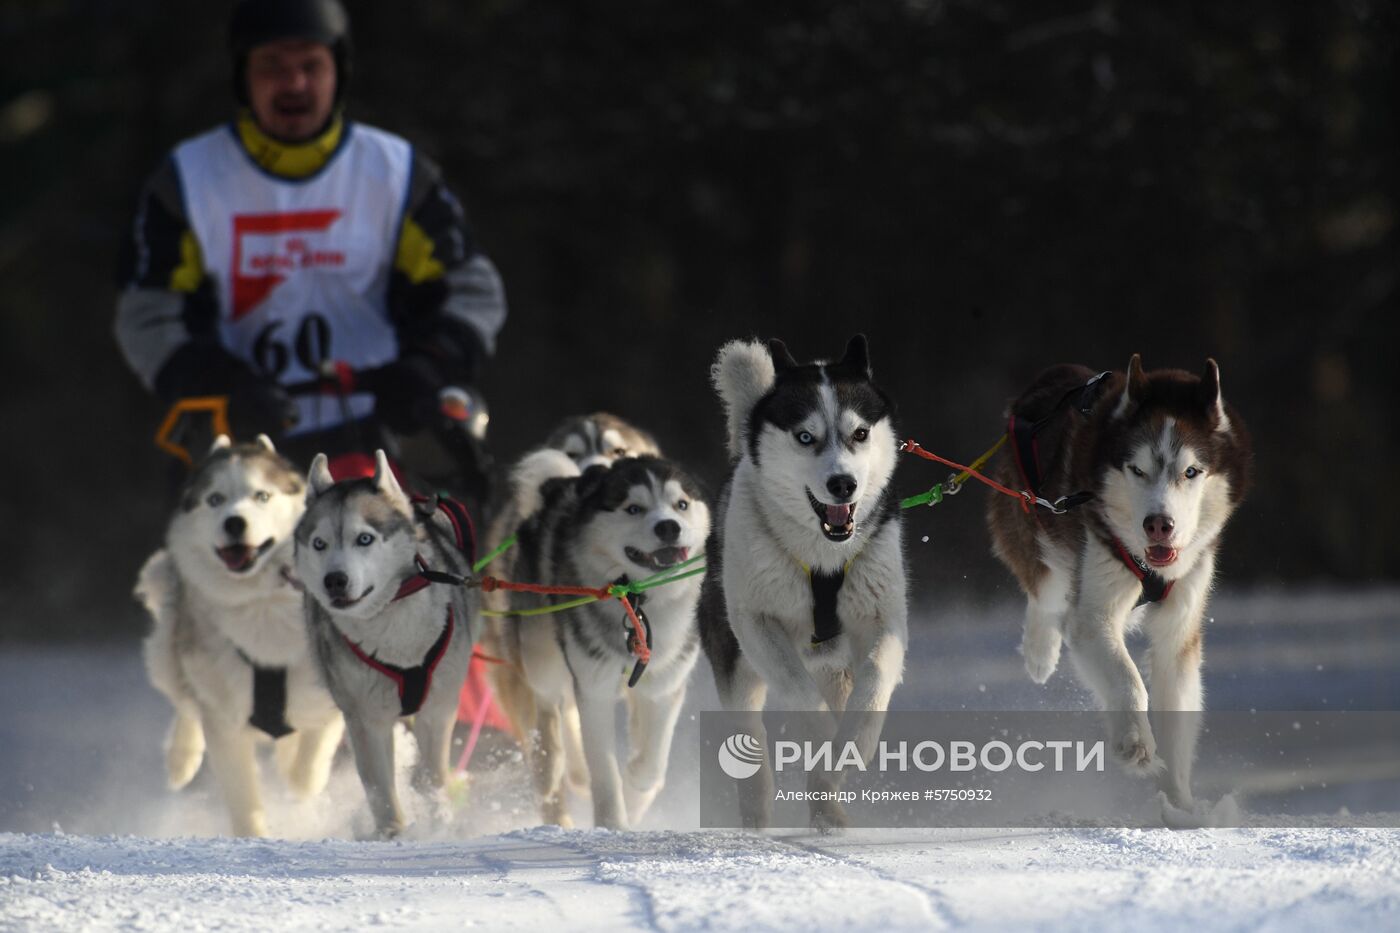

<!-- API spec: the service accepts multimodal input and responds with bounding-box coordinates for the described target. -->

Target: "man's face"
[246,39,337,143]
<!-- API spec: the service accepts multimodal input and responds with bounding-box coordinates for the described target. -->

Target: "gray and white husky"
[505,451,710,829]
[698,335,908,830]
[294,450,478,838]
[137,435,344,838]
[479,413,661,804]
[986,355,1253,812]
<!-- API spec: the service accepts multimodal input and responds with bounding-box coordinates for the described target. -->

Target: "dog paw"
[1020,626,1062,684]
[809,799,850,835]
[1111,718,1162,774]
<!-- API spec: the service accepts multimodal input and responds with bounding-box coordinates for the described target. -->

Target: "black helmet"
[229,0,353,104]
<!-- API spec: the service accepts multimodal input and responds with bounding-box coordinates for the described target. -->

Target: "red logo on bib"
[231,210,345,319]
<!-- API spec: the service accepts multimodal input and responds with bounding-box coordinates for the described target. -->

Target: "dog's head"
[744,335,898,546]
[294,450,420,619]
[1096,355,1253,577]
[571,456,710,576]
[544,412,662,471]
[167,435,304,592]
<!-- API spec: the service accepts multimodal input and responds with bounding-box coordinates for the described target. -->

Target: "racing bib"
[173,123,413,434]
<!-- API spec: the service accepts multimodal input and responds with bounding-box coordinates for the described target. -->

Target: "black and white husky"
[987,355,1253,813]
[137,435,344,838]
[479,413,662,812]
[699,335,908,830]
[294,450,478,838]
[504,452,710,829]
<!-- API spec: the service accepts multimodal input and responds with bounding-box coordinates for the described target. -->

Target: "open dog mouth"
[624,546,690,571]
[1145,545,1178,567]
[806,489,856,542]
[214,539,274,573]
[331,586,374,610]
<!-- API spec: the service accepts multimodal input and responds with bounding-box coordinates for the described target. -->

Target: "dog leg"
[561,693,590,793]
[1146,551,1215,810]
[164,710,205,790]
[284,718,345,799]
[623,685,686,826]
[736,611,828,711]
[716,656,773,830]
[343,714,404,839]
[202,719,266,838]
[529,699,571,827]
[576,681,628,830]
[1021,553,1071,684]
[1066,541,1158,773]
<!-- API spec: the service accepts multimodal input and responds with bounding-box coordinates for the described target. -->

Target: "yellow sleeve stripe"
[170,231,204,293]
[395,217,445,285]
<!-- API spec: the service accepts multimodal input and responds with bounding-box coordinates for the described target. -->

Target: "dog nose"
[826,474,857,501]
[324,571,349,597]
[224,515,246,538]
[654,519,680,544]
[1143,514,1175,542]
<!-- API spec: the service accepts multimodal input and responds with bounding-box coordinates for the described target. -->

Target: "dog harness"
[235,649,295,739]
[809,567,846,646]
[1109,538,1175,606]
[1007,370,1109,515]
[339,493,474,716]
[611,577,653,688]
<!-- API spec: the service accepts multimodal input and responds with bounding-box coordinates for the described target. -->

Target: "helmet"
[229,0,353,105]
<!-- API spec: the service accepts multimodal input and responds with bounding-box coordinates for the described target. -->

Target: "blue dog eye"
[356,532,374,546]
[796,431,815,446]
[625,504,644,516]
[312,538,326,551]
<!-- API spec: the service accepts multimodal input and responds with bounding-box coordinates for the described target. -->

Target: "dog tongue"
[825,504,853,527]
[218,545,253,570]
[652,546,689,567]
[1147,545,1176,563]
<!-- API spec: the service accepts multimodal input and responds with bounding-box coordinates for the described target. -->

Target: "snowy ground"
[2,587,1398,931]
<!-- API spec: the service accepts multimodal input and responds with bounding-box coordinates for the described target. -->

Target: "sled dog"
[505,452,709,829]
[698,335,908,830]
[478,414,661,805]
[986,355,1252,810]
[295,450,478,838]
[137,435,344,838]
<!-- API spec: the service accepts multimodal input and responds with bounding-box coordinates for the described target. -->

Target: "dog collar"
[1109,538,1175,605]
[393,494,479,599]
[235,649,294,739]
[340,606,455,717]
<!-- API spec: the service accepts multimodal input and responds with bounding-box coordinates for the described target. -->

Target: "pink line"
[454,681,496,775]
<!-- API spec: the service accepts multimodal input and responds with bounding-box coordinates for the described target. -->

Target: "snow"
[2,588,1398,930]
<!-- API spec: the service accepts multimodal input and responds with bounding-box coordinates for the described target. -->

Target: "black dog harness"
[236,649,295,739]
[809,567,846,646]
[339,493,474,716]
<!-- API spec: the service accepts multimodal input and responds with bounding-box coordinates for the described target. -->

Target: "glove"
[372,354,443,434]
[155,342,298,440]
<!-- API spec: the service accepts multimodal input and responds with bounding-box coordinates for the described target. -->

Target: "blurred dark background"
[0,0,1395,641]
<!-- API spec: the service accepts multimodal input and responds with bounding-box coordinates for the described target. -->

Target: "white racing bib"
[174,123,413,434]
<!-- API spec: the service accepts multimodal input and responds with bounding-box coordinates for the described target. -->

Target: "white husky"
[698,335,908,829]
[987,355,1253,812]
[294,450,478,838]
[137,435,344,838]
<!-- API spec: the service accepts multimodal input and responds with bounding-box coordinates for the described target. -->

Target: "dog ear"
[254,434,276,453]
[768,338,799,373]
[307,453,335,500]
[1200,358,1232,433]
[372,449,408,503]
[1114,353,1148,418]
[837,334,871,377]
[209,435,232,455]
[575,462,613,505]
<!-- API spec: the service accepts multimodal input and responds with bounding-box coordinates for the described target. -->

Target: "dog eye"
[254,490,271,503]
[355,532,374,546]
[1128,465,1147,478]
[676,499,689,511]
[795,431,815,446]
[312,537,327,551]
[1184,466,1203,479]
[853,427,869,443]
[613,447,628,457]
[206,492,225,507]
[625,504,644,516]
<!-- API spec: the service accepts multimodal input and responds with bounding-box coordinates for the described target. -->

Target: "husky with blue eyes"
[698,335,908,831]
[986,355,1253,815]
[502,452,710,830]
[294,450,478,839]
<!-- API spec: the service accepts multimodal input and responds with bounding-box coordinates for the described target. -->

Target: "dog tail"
[712,338,776,459]
[511,448,581,520]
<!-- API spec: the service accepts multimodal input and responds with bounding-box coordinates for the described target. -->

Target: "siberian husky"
[504,452,709,829]
[986,355,1252,811]
[698,335,908,830]
[294,450,478,838]
[137,435,344,838]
